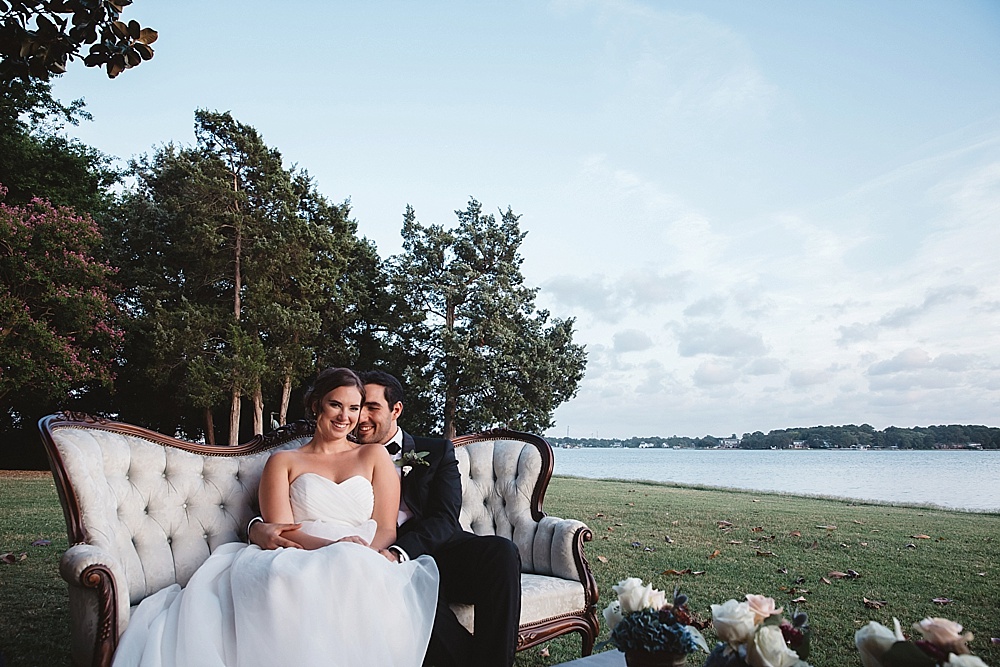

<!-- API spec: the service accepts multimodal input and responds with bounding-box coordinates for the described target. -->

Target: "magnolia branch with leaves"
[0,0,156,83]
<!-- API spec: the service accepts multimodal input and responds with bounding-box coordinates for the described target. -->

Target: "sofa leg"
[581,629,594,656]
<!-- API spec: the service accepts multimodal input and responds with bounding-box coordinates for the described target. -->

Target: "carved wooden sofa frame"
[39,413,600,667]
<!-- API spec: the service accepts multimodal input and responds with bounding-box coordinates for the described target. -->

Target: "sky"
[50,0,1000,439]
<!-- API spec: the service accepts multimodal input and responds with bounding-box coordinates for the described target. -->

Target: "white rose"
[613,578,666,613]
[944,654,990,667]
[710,599,757,646]
[746,625,802,667]
[603,601,624,631]
[855,621,899,667]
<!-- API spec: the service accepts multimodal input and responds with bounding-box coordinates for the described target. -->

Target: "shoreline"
[553,473,1000,515]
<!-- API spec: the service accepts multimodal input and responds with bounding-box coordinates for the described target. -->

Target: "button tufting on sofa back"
[49,426,309,605]
[454,438,543,572]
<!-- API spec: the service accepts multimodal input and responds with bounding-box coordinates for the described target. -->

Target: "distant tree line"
[551,424,1000,450]
[1,80,586,465]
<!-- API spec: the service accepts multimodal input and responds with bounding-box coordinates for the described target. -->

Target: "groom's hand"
[250,521,304,550]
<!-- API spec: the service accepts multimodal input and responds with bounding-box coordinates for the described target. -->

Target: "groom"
[249,370,521,667]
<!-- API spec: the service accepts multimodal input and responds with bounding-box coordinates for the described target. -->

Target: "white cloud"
[693,361,740,386]
[745,358,782,376]
[613,329,654,352]
[789,370,830,387]
[674,323,767,358]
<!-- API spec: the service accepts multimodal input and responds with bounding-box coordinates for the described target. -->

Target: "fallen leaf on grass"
[1,552,16,564]
[596,555,608,563]
[820,577,832,585]
[615,522,623,527]
[852,520,864,524]
[911,534,931,539]
[708,549,721,559]
[671,520,680,526]
[863,597,887,609]
[860,542,868,547]
[752,499,760,503]
[643,547,656,552]
[791,596,807,603]
[631,541,643,548]
[627,503,634,506]
[932,597,954,605]
[816,525,837,530]
[789,531,801,537]
[595,513,605,518]
[977,572,986,577]
[601,536,610,540]
[607,527,614,532]
[663,536,674,544]
[793,577,806,585]
[905,543,917,549]
[805,541,819,550]
[991,638,1000,646]
[539,647,550,658]
[662,568,691,576]
[840,543,849,548]
[751,526,764,532]
[829,570,861,579]
[756,550,777,557]
[31,539,51,547]
[777,567,788,574]
[728,540,743,545]
[717,520,733,529]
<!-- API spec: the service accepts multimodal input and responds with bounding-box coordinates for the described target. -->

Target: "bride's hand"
[335,535,370,547]
[250,521,304,550]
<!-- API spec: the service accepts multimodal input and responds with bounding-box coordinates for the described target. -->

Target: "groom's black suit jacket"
[394,431,464,559]
[394,431,521,667]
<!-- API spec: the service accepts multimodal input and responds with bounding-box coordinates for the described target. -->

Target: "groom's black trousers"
[423,533,521,667]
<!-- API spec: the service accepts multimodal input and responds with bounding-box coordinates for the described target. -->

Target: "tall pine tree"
[390,198,586,439]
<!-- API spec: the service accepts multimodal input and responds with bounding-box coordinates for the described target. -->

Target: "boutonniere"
[396,450,430,476]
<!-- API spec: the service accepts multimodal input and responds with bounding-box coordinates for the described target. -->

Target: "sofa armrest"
[531,516,593,581]
[60,543,129,667]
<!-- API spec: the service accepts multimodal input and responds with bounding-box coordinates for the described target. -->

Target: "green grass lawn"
[2,471,997,667]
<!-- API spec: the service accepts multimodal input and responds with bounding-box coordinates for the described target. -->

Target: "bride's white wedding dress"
[113,474,439,667]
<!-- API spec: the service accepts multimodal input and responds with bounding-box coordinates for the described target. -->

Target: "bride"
[112,368,440,667]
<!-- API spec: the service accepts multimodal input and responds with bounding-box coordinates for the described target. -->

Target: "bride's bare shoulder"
[264,449,299,468]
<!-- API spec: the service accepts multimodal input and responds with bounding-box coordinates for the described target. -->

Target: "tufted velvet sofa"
[39,413,599,667]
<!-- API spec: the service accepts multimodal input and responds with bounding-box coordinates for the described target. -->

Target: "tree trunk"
[229,387,241,446]
[252,384,264,435]
[230,172,243,444]
[444,389,457,441]
[204,407,216,446]
[444,298,457,440]
[279,373,292,425]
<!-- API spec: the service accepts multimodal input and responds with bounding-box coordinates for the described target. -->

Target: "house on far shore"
[719,437,740,449]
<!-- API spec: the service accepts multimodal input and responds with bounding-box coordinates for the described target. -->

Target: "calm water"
[550,448,1000,512]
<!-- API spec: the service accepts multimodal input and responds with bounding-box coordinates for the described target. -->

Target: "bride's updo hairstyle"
[303,367,366,417]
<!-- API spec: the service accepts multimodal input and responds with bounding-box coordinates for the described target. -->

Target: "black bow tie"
[385,442,401,456]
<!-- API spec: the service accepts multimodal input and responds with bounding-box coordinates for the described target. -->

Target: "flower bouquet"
[856,616,990,667]
[705,595,811,667]
[600,578,709,666]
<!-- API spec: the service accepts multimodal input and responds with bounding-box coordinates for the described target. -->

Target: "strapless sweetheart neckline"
[292,472,370,488]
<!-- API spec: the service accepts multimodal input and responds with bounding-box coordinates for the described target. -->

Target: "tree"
[390,198,586,439]
[1,0,156,83]
[108,111,369,444]
[0,78,117,213]
[0,183,122,430]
